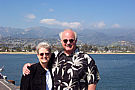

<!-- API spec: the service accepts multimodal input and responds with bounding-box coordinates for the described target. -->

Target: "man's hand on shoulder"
[23,63,32,76]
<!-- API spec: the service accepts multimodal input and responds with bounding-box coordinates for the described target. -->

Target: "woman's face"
[37,48,51,64]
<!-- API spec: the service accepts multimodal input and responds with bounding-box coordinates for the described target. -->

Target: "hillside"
[0,26,135,45]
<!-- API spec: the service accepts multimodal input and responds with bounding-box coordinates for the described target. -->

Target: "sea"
[0,54,135,90]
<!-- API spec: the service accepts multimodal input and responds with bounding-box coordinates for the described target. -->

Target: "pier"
[0,79,19,90]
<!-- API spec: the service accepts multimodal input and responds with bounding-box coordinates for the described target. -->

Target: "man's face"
[61,30,76,53]
[37,48,51,64]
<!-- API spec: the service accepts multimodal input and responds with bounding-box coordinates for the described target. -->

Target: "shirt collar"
[37,62,47,74]
[59,47,79,56]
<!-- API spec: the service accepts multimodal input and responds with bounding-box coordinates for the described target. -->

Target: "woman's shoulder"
[28,63,39,72]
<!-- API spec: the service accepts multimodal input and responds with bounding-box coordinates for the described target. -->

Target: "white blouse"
[46,70,52,90]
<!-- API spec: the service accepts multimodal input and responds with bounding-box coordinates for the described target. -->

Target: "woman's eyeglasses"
[63,39,74,43]
[39,53,50,56]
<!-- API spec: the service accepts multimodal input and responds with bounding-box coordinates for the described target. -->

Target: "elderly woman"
[20,42,53,90]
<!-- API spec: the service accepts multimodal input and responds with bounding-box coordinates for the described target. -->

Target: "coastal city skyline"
[0,0,135,30]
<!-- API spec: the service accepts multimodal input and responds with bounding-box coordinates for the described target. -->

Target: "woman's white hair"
[59,29,77,40]
[36,42,51,54]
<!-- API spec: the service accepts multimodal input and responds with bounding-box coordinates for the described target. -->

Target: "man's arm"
[22,63,32,76]
[88,84,96,90]
[86,54,100,90]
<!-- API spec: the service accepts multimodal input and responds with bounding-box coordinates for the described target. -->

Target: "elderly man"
[23,29,100,90]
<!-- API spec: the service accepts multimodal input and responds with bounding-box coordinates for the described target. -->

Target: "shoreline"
[0,52,36,54]
[0,52,135,54]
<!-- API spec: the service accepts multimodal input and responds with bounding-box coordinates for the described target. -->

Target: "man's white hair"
[59,29,77,40]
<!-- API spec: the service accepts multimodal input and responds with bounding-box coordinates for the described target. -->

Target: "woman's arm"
[20,74,31,90]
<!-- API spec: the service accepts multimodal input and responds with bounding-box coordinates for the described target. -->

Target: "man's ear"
[37,53,39,57]
[61,39,63,44]
[75,38,77,43]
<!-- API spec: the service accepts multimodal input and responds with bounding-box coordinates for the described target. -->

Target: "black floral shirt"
[51,48,100,90]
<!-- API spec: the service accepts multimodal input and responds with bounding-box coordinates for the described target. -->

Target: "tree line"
[1,43,135,53]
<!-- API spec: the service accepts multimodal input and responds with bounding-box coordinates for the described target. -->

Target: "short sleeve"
[86,55,100,84]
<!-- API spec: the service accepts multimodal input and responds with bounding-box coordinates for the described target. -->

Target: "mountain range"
[0,26,135,45]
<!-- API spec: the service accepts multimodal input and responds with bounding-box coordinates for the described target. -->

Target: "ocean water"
[0,54,135,90]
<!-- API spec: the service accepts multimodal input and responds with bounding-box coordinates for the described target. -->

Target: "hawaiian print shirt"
[51,48,100,90]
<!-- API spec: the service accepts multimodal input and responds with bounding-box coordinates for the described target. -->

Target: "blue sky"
[0,0,135,29]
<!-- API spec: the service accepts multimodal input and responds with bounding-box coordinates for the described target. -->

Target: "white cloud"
[91,21,106,28]
[112,24,120,28]
[40,19,81,28]
[25,14,36,19]
[40,19,57,24]
[49,8,54,12]
[92,21,106,28]
[61,22,81,28]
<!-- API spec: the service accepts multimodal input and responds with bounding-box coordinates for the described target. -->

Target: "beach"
[0,52,36,54]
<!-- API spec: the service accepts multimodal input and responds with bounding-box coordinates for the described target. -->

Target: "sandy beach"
[0,52,36,54]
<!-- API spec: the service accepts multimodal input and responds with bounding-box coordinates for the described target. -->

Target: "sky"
[0,0,135,29]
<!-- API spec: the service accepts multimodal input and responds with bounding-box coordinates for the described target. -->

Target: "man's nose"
[67,40,70,44]
[43,54,46,57]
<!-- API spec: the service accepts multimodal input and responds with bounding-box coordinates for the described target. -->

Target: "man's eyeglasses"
[63,39,74,43]
[39,53,50,56]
